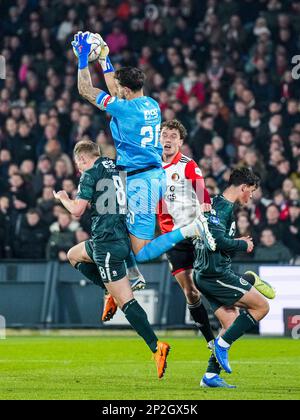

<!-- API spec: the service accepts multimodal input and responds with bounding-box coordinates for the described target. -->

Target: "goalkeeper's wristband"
[100,56,115,74]
[78,54,89,70]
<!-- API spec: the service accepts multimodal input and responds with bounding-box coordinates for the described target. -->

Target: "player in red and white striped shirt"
[158,120,215,346]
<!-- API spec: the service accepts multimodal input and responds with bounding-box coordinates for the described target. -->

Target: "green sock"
[222,311,258,345]
[122,299,158,353]
[75,262,105,289]
[206,354,221,375]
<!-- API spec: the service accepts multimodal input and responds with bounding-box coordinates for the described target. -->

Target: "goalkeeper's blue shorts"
[126,167,166,240]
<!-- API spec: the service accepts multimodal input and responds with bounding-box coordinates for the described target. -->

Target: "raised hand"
[71,31,91,69]
[94,33,110,60]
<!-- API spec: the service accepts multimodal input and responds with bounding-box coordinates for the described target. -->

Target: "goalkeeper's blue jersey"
[96,92,163,172]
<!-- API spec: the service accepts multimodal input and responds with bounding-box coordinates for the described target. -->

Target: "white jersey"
[158,152,210,233]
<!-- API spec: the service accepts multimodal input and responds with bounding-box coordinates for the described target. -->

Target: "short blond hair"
[73,140,100,158]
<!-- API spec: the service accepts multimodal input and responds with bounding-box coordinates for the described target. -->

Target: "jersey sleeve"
[95,91,128,117]
[185,160,211,204]
[76,172,95,201]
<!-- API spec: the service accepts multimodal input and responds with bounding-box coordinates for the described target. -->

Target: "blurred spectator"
[9,173,35,214]
[106,22,128,55]
[257,203,285,242]
[46,210,79,261]
[282,200,300,258]
[14,209,49,259]
[190,113,215,162]
[176,70,206,106]
[0,196,12,258]
[37,186,56,226]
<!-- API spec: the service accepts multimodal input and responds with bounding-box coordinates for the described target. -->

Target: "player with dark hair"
[53,140,170,379]
[100,119,217,339]
[193,167,275,388]
[158,119,215,345]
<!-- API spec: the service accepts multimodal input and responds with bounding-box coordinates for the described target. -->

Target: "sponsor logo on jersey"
[102,160,116,169]
[209,215,220,225]
[171,173,180,181]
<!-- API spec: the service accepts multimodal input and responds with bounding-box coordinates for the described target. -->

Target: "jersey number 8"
[112,175,126,207]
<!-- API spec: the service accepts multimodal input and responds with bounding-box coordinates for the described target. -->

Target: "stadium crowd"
[0,0,300,263]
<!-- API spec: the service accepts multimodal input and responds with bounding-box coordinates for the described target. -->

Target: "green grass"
[0,335,299,400]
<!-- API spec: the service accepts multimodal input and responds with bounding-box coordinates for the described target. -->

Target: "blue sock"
[135,229,184,263]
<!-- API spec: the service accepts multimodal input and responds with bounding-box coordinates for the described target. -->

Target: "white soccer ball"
[73,32,102,63]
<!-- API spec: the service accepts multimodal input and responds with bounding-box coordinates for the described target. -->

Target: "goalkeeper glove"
[71,31,91,70]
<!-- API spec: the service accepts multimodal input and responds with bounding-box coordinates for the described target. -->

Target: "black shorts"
[194,271,252,313]
[166,239,195,276]
[85,238,130,283]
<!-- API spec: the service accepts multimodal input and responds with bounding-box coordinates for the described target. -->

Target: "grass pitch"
[0,334,299,400]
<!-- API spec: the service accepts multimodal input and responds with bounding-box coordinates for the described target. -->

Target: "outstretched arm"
[213,227,249,252]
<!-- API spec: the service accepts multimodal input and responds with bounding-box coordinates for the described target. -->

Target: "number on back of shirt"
[140,124,160,148]
[112,175,126,206]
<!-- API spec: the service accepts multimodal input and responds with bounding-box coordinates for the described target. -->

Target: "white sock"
[205,373,217,379]
[218,337,230,348]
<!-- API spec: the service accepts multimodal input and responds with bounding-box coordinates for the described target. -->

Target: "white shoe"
[131,275,146,291]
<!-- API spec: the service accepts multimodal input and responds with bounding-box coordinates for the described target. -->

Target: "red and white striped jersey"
[158,152,211,233]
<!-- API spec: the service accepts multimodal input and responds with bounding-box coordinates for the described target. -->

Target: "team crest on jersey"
[240,277,248,286]
[172,173,180,182]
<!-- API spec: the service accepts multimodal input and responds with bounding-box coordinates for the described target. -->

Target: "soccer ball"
[73,32,102,63]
